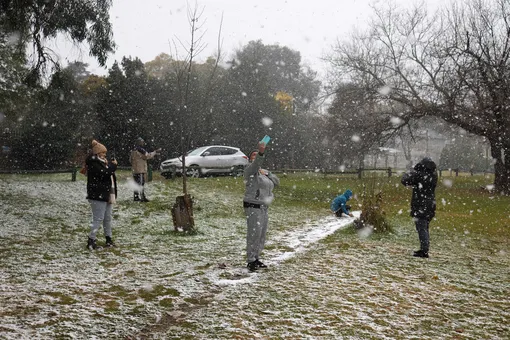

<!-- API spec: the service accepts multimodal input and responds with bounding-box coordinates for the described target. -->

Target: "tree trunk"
[490,140,510,195]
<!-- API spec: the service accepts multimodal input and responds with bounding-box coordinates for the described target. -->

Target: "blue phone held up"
[261,135,271,145]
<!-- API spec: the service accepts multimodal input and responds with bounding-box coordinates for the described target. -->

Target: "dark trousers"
[415,218,430,253]
[334,205,351,217]
[133,173,146,199]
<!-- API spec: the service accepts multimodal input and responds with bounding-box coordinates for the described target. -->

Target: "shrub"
[354,176,391,233]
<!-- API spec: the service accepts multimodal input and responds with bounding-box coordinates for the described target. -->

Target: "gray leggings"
[245,205,269,263]
[88,199,113,240]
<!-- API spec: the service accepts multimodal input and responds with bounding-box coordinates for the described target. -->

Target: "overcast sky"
[56,0,440,79]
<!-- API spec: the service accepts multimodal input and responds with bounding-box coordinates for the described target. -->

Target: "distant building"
[364,129,448,170]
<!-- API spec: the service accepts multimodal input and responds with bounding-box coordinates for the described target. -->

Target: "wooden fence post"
[71,167,77,182]
[387,168,392,177]
[455,168,459,176]
[357,168,363,179]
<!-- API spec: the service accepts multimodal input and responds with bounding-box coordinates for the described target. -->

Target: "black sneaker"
[247,261,258,272]
[413,250,429,258]
[255,259,267,268]
[140,197,150,203]
[105,236,115,248]
[87,237,97,250]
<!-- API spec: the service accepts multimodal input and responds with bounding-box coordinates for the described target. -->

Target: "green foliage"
[2,38,326,171]
[222,40,322,165]
[7,64,88,169]
[0,0,115,82]
[326,83,393,168]
[95,58,156,165]
[0,31,28,116]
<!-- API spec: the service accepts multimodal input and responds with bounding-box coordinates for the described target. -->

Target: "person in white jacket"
[129,137,161,202]
[243,141,280,272]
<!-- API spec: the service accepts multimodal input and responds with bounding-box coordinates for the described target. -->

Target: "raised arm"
[244,153,264,177]
[244,142,266,178]
[401,170,418,186]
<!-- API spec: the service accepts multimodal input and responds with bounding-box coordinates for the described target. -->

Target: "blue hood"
[344,189,353,199]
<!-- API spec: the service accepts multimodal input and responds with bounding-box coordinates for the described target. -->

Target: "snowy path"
[211,212,361,286]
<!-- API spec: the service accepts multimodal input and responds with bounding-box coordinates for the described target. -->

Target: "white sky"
[56,0,441,80]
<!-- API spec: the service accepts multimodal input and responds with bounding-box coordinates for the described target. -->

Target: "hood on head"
[414,157,436,172]
[344,189,353,199]
[136,137,145,146]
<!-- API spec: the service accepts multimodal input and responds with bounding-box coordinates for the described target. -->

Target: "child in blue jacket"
[331,189,354,217]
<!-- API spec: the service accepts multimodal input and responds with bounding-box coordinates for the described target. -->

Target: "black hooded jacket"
[86,155,117,202]
[401,158,438,220]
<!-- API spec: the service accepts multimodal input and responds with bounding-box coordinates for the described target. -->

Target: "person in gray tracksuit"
[243,142,280,272]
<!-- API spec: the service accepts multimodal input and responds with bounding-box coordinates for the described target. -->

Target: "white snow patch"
[390,116,402,125]
[443,179,453,188]
[261,117,273,127]
[272,211,361,262]
[378,85,392,95]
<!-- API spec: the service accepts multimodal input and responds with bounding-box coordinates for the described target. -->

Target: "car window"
[219,147,237,155]
[187,146,208,156]
[204,147,223,156]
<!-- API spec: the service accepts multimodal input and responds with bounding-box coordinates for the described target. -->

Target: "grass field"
[0,171,508,339]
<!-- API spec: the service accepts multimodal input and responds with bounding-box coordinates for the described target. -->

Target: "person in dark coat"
[401,157,438,258]
[84,140,118,250]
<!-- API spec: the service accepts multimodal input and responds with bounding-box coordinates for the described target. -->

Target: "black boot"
[247,261,258,272]
[105,236,115,248]
[134,193,140,201]
[87,237,97,250]
[140,194,150,202]
[413,250,429,258]
[255,259,268,268]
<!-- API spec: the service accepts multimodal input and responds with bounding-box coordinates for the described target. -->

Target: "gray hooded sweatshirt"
[243,153,280,205]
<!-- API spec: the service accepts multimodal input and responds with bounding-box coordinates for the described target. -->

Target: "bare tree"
[169,2,224,231]
[326,0,510,194]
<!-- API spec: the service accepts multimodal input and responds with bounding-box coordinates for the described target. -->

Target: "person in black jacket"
[85,140,118,250]
[401,157,438,258]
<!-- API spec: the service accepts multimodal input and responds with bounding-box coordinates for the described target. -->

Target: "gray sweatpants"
[88,199,113,240]
[245,205,269,263]
[415,218,430,253]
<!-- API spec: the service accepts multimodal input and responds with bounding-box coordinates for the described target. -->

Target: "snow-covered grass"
[0,171,508,339]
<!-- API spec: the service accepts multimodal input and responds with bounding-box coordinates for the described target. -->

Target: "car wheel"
[186,165,201,178]
[232,165,245,177]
